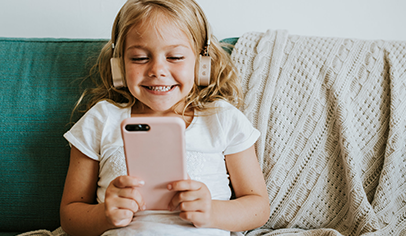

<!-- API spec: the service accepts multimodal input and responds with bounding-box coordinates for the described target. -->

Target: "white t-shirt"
[64,100,260,236]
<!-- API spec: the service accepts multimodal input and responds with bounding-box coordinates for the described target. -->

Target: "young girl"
[60,0,269,235]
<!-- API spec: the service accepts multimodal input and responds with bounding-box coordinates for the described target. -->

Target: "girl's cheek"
[126,69,141,81]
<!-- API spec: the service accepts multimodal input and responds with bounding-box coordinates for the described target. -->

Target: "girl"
[60,0,269,235]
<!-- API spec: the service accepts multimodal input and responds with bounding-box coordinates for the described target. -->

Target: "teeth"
[148,86,172,92]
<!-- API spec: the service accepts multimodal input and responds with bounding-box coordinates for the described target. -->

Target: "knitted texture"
[232,30,406,236]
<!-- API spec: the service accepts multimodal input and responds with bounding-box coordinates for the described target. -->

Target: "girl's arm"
[60,146,145,236]
[168,145,270,231]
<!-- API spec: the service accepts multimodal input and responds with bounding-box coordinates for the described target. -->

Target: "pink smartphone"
[121,116,187,210]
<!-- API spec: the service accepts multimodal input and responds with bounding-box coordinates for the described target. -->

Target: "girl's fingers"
[177,199,212,228]
[105,197,135,227]
[167,180,211,212]
[176,189,199,202]
[168,192,181,211]
[106,176,146,211]
[114,175,146,208]
[166,180,213,227]
[107,196,141,213]
[167,180,199,210]
[117,187,146,209]
[179,211,211,228]
[105,207,134,227]
[104,175,148,228]
[112,175,145,188]
[178,198,210,212]
[104,189,146,227]
[168,179,202,192]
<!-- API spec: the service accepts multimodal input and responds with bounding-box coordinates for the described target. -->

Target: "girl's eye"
[168,56,184,61]
[131,57,148,63]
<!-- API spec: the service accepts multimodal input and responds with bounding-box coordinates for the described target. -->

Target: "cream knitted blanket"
[231,30,406,236]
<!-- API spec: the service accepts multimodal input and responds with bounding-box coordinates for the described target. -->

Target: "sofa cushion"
[0,38,106,232]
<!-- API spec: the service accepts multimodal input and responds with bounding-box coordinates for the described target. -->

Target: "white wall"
[1,0,405,41]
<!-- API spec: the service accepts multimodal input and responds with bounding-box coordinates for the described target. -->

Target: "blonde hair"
[75,0,242,115]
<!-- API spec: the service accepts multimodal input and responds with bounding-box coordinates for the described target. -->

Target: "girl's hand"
[167,180,212,228]
[104,175,146,228]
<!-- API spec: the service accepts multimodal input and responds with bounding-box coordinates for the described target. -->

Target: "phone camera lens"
[125,124,150,132]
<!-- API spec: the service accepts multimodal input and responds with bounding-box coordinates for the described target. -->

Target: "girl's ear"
[111,58,125,88]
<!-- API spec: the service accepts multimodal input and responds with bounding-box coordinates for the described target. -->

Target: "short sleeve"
[219,102,260,155]
[63,102,108,161]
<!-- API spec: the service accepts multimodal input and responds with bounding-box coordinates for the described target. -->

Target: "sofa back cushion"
[0,38,106,232]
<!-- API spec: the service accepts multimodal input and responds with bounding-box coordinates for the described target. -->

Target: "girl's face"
[124,17,196,116]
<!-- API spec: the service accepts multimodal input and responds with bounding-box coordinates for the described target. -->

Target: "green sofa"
[0,37,238,235]
[2,34,406,236]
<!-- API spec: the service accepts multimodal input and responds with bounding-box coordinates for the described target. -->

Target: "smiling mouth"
[145,85,174,92]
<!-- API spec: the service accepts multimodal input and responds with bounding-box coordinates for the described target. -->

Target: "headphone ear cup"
[196,55,211,86]
[110,58,124,88]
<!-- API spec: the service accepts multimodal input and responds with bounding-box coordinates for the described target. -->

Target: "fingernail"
[167,184,172,190]
[141,205,146,211]
[139,180,145,185]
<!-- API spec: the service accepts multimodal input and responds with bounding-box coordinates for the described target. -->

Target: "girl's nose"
[148,58,168,78]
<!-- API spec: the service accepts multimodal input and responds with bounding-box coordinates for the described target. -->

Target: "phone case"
[121,116,187,210]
